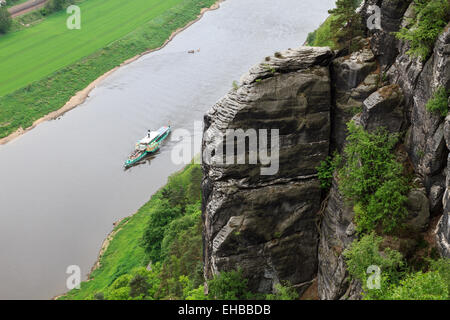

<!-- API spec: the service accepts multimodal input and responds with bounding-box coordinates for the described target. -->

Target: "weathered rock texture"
[438,117,450,257]
[318,1,449,300]
[360,84,405,133]
[331,47,378,150]
[202,47,333,294]
[202,0,449,300]
[318,177,357,300]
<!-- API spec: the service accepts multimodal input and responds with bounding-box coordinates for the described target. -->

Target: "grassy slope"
[0,0,183,96]
[0,0,216,138]
[61,163,198,300]
[306,15,336,48]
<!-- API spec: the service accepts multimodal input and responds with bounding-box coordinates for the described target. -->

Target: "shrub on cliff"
[343,233,405,299]
[338,122,410,233]
[388,271,448,300]
[306,15,337,48]
[426,86,449,117]
[0,6,11,34]
[328,0,364,51]
[395,0,450,61]
[317,152,341,190]
[142,164,203,262]
[207,269,250,300]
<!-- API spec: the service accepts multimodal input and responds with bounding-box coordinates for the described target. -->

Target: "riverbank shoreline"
[51,216,128,300]
[56,162,201,300]
[0,0,223,146]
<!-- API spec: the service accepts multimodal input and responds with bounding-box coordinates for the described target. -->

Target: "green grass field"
[0,0,186,96]
[0,0,216,138]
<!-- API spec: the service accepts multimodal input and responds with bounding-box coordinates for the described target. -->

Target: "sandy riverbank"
[0,0,223,146]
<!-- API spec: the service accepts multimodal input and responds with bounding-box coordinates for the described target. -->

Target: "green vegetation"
[306,15,337,48]
[61,163,204,299]
[343,233,450,300]
[0,6,11,34]
[9,0,77,33]
[62,161,298,300]
[328,0,364,51]
[306,0,363,50]
[338,122,410,233]
[4,0,29,8]
[0,0,201,95]
[426,86,449,117]
[44,0,67,13]
[388,271,448,300]
[343,233,405,299]
[316,152,341,189]
[0,0,216,138]
[395,0,450,61]
[338,122,450,300]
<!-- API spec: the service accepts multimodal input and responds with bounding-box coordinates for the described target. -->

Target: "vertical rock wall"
[202,47,333,294]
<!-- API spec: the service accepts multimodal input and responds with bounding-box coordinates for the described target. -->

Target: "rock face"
[202,47,333,294]
[360,84,405,133]
[202,0,450,299]
[405,189,430,232]
[438,116,450,258]
[437,173,450,257]
[331,47,378,150]
[363,0,412,68]
[318,177,357,300]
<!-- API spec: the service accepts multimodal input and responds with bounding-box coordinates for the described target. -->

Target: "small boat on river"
[124,125,171,168]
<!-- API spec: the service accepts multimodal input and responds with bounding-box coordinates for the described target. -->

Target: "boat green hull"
[124,128,171,168]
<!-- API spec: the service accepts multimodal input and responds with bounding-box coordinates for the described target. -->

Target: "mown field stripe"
[0,0,182,96]
[0,0,171,89]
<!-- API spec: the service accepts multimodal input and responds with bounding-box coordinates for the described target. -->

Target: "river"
[0,0,334,299]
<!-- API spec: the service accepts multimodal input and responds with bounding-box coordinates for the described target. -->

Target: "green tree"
[429,258,450,296]
[266,282,299,300]
[343,233,404,299]
[186,285,208,300]
[45,0,65,12]
[129,273,150,298]
[316,152,341,189]
[207,269,249,300]
[0,6,12,34]
[141,198,183,262]
[105,274,132,300]
[338,122,409,233]
[328,0,364,51]
[426,86,449,117]
[388,271,448,300]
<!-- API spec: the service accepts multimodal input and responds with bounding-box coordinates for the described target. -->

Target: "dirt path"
[8,0,48,18]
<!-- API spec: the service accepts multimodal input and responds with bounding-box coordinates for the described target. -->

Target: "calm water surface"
[0,0,334,299]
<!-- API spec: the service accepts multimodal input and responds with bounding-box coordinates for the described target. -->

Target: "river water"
[0,0,334,299]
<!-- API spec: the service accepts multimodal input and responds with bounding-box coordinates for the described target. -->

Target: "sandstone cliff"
[202,47,333,294]
[202,0,449,299]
